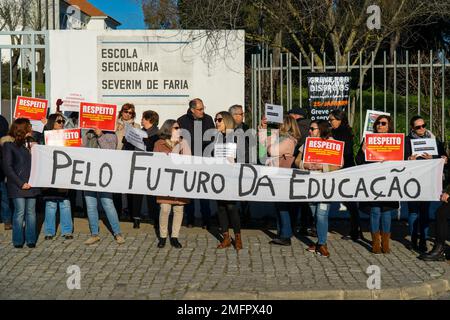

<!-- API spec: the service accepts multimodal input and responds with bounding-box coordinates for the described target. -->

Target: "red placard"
[44,129,82,147]
[365,133,404,162]
[14,96,48,120]
[79,102,117,131]
[303,137,345,166]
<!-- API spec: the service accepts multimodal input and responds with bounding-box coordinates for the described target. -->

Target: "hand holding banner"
[79,102,117,131]
[44,129,82,147]
[410,138,438,157]
[303,137,344,166]
[14,96,48,121]
[264,104,284,124]
[365,133,404,162]
[124,124,147,151]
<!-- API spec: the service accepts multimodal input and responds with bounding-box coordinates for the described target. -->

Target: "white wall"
[48,30,245,125]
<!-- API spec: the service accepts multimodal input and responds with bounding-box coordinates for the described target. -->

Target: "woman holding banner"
[2,118,40,248]
[122,110,160,229]
[260,115,300,247]
[295,120,341,257]
[82,128,125,245]
[42,114,73,240]
[355,115,399,254]
[153,119,190,249]
[404,115,447,252]
[214,111,244,250]
[328,110,362,241]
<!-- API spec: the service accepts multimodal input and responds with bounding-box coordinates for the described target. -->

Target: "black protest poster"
[307,72,351,120]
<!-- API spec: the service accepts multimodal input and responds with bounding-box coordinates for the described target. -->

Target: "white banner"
[411,138,438,156]
[29,145,444,202]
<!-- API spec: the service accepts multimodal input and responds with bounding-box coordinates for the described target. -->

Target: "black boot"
[133,218,140,229]
[170,238,182,249]
[157,238,166,248]
[419,243,446,261]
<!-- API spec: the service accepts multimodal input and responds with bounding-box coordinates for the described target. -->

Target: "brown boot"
[371,232,382,254]
[217,232,231,249]
[234,233,243,251]
[381,232,391,254]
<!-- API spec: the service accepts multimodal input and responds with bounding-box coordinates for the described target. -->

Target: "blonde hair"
[216,111,236,132]
[279,114,301,140]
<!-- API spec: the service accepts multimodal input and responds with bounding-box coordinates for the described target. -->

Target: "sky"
[89,0,147,29]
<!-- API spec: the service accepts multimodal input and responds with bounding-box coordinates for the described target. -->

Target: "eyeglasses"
[172,126,180,130]
[56,119,66,124]
[214,118,223,123]
[309,127,319,131]
[376,121,388,126]
[414,124,427,130]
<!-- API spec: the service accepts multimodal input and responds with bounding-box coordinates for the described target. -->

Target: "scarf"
[409,129,434,139]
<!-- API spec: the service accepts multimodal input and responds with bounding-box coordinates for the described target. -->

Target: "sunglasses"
[414,124,427,130]
[376,121,388,126]
[214,118,223,123]
[56,119,66,124]
[309,127,319,131]
[122,110,134,114]
[172,126,180,130]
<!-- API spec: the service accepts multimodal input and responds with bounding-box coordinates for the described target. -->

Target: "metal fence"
[0,31,49,123]
[250,50,449,141]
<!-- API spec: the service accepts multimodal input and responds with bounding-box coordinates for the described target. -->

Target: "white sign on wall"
[97,36,193,105]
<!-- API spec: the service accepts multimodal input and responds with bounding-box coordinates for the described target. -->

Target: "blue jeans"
[408,202,430,241]
[44,200,73,236]
[0,181,12,224]
[369,207,393,233]
[309,203,330,245]
[84,191,121,236]
[12,198,37,246]
[276,210,293,239]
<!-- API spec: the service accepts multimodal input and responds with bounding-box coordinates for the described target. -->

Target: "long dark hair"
[44,113,65,131]
[329,109,350,128]
[311,120,332,140]
[9,118,32,147]
[158,119,177,140]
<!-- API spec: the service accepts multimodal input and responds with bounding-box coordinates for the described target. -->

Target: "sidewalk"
[0,218,449,300]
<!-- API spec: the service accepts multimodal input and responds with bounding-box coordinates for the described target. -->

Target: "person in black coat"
[328,109,362,241]
[3,118,40,248]
[177,98,215,229]
[355,115,399,254]
[404,115,448,252]
[0,115,13,230]
[122,110,160,229]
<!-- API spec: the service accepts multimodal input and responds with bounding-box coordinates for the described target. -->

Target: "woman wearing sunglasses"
[153,120,191,248]
[404,115,448,253]
[42,113,73,240]
[259,115,300,247]
[355,115,399,254]
[295,120,341,257]
[213,111,244,250]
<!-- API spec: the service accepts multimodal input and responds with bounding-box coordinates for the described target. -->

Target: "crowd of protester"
[0,98,448,261]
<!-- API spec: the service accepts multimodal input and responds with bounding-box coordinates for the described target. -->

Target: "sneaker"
[44,235,54,240]
[26,243,36,248]
[84,235,101,245]
[316,244,330,257]
[115,234,125,245]
[306,244,317,253]
[63,234,74,240]
[14,244,23,249]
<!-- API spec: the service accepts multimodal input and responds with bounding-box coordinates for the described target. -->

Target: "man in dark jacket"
[177,98,215,228]
[0,115,13,230]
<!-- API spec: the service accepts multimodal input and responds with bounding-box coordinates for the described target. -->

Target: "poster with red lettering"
[79,102,117,131]
[14,96,48,120]
[303,137,345,166]
[44,129,82,147]
[365,133,404,162]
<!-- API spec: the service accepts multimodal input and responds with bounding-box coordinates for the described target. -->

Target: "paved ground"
[0,217,449,300]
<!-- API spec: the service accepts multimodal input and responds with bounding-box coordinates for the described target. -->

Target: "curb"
[183,275,450,300]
